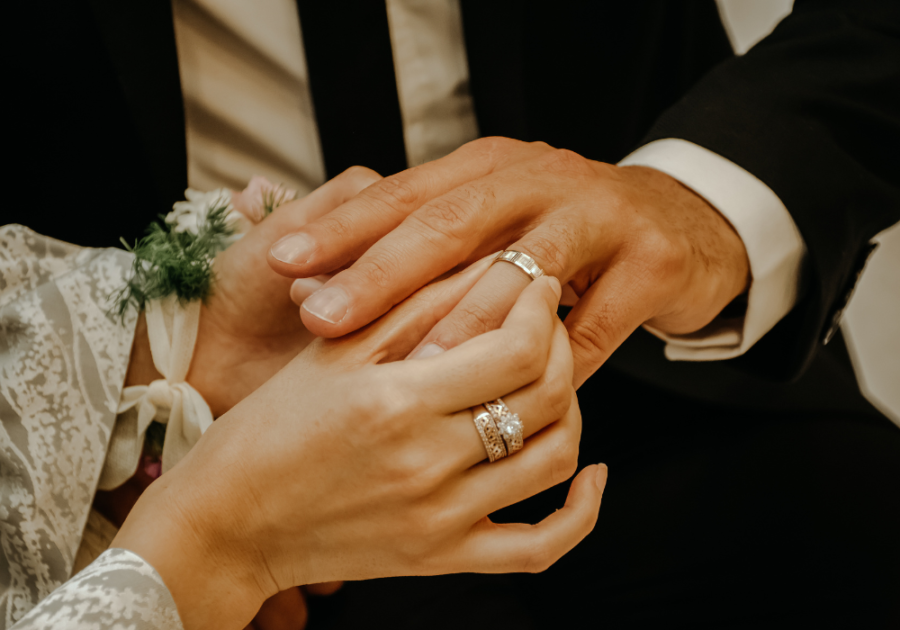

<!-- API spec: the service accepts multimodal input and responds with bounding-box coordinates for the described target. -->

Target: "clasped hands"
[270,137,749,385]
[114,138,749,630]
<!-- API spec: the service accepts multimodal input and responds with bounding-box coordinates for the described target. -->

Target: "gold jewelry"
[473,407,508,462]
[485,398,524,455]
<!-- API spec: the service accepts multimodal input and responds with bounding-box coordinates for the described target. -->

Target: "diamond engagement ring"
[493,250,545,281]
[473,407,508,462]
[484,398,524,455]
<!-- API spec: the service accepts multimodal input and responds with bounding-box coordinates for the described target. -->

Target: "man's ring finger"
[493,250,545,281]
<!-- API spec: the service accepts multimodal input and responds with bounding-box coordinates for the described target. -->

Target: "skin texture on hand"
[268,137,750,387]
[112,273,608,630]
[108,317,338,630]
[111,169,383,629]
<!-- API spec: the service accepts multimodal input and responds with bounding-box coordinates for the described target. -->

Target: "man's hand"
[186,167,381,416]
[268,138,749,386]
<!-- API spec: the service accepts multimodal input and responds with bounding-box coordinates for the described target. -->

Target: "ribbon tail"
[98,410,145,491]
[161,389,189,474]
[160,383,213,473]
[117,385,149,414]
[145,298,173,378]
[168,299,202,382]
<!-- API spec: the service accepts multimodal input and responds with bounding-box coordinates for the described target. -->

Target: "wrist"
[111,437,274,629]
[184,303,233,417]
[125,313,163,387]
[674,177,752,326]
[620,165,750,333]
[130,304,230,417]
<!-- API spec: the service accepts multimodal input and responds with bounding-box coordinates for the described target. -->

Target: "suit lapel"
[459,0,529,141]
[87,0,187,207]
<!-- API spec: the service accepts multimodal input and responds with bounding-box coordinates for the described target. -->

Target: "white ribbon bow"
[98,296,213,490]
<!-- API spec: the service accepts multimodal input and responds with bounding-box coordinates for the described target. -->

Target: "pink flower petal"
[232,175,297,224]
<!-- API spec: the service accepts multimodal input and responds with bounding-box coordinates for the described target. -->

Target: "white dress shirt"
[620,139,806,360]
[171,0,806,361]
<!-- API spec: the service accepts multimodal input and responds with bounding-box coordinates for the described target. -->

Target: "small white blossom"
[165,188,246,235]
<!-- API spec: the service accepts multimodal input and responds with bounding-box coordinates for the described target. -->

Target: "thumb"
[564,266,656,388]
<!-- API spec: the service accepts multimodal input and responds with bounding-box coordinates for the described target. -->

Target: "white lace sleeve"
[0,225,138,627]
[10,548,183,630]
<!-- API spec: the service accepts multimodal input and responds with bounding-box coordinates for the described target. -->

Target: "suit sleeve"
[642,0,900,380]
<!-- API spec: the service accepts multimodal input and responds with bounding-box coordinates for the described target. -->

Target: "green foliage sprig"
[112,204,235,320]
[261,185,296,217]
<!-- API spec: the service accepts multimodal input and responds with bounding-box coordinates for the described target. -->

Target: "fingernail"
[291,277,325,304]
[271,233,315,264]
[595,464,608,491]
[548,276,562,300]
[409,342,445,360]
[302,286,349,324]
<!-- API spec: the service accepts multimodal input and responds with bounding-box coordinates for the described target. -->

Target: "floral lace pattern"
[11,548,182,630]
[0,225,139,627]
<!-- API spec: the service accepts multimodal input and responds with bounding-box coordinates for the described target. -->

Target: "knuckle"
[392,458,440,498]
[542,373,574,420]
[412,187,486,239]
[357,376,413,434]
[639,226,683,274]
[317,213,356,240]
[519,541,554,573]
[506,335,544,379]
[566,312,615,366]
[401,504,454,552]
[422,505,455,541]
[342,165,381,187]
[549,440,579,486]
[536,148,593,178]
[528,140,553,152]
[521,231,571,278]
[373,175,423,213]
[621,219,686,286]
[470,135,520,156]
[427,193,474,227]
[448,299,501,339]
[354,249,404,289]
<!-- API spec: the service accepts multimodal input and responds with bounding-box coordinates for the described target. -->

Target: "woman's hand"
[116,169,383,628]
[113,269,607,630]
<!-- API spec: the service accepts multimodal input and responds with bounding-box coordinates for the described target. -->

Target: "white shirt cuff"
[619,138,807,361]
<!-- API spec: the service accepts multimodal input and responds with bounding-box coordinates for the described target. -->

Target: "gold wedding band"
[473,407,508,463]
[493,250,545,281]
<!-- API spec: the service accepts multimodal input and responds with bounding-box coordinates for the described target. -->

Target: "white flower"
[165,188,246,235]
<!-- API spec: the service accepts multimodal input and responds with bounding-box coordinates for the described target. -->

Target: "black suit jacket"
[6,0,899,394]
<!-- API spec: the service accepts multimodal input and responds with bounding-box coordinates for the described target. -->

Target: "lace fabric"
[0,226,180,628]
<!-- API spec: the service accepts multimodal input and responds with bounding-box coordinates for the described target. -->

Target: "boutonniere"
[113,176,296,318]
